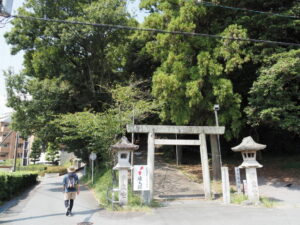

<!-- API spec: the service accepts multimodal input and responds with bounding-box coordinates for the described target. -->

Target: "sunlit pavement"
[1,174,300,225]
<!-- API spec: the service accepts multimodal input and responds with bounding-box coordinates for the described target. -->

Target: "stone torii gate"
[127,125,225,203]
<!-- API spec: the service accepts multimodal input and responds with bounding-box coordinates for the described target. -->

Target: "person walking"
[63,166,80,216]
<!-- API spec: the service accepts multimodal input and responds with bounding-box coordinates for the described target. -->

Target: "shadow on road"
[0,208,102,224]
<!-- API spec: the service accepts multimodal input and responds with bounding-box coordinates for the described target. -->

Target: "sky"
[0,0,147,115]
[0,0,24,114]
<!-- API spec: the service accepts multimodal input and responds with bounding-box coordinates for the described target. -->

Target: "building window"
[18,143,23,148]
[0,153,8,157]
[2,133,8,137]
[17,153,22,158]
[1,143,9,147]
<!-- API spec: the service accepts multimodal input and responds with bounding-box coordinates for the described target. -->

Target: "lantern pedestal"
[245,167,259,203]
[118,170,129,205]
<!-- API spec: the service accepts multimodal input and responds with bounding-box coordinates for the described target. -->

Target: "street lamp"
[213,104,222,166]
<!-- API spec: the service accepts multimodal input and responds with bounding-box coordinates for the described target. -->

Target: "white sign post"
[234,167,242,194]
[221,167,230,204]
[89,152,97,184]
[133,165,149,191]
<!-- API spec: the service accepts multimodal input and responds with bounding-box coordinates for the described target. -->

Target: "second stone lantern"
[111,136,139,205]
[231,136,266,203]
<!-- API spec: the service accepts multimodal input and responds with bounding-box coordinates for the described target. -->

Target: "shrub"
[17,164,47,172]
[231,193,248,204]
[82,167,150,211]
[0,171,38,201]
[40,166,67,176]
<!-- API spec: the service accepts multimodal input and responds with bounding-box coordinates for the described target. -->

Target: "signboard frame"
[133,165,150,191]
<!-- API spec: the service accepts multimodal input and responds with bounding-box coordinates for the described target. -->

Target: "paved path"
[0,174,101,225]
[1,171,300,225]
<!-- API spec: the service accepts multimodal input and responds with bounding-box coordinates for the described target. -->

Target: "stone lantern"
[111,136,139,205]
[231,136,266,203]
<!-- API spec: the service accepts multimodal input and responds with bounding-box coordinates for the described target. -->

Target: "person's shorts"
[64,192,76,200]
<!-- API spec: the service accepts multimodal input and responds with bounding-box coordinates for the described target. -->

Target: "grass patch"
[41,166,67,176]
[16,165,68,176]
[260,197,276,208]
[82,166,161,211]
[17,164,47,172]
[231,193,248,204]
[0,159,22,166]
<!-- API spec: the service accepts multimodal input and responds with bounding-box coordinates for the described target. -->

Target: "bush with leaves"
[54,83,158,164]
[245,49,300,136]
[0,171,38,201]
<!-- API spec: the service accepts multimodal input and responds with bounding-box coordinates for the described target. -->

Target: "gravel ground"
[258,177,300,208]
[154,162,204,200]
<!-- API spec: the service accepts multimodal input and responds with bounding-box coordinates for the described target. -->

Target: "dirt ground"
[133,148,300,207]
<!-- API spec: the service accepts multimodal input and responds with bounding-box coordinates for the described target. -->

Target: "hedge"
[0,171,38,201]
[17,165,67,176]
[17,165,47,172]
[40,166,67,176]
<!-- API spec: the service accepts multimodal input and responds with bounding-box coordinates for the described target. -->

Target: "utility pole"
[12,132,19,172]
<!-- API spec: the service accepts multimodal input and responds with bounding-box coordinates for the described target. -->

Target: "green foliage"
[82,167,154,211]
[260,197,276,208]
[139,0,254,139]
[17,165,67,176]
[54,84,158,163]
[40,166,67,176]
[231,193,248,204]
[17,164,47,172]
[0,171,38,201]
[0,159,22,166]
[45,142,60,164]
[4,0,138,143]
[245,49,300,136]
[30,138,42,164]
[4,0,300,154]
[81,167,112,207]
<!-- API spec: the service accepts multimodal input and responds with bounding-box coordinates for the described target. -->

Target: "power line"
[199,1,300,19]
[8,15,300,47]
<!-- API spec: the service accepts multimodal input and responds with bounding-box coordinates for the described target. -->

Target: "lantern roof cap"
[111,136,139,151]
[231,136,266,152]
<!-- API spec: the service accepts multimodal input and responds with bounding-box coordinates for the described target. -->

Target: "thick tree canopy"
[139,0,256,138]
[138,0,300,140]
[246,49,300,136]
[4,0,300,155]
[5,0,137,140]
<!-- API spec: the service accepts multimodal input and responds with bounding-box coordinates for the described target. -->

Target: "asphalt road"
[1,174,300,225]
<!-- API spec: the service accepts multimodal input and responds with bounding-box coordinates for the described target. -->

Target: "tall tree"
[139,0,254,138]
[5,0,137,140]
[138,0,300,141]
[30,138,42,164]
[45,142,59,165]
[54,83,158,163]
[245,49,300,136]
